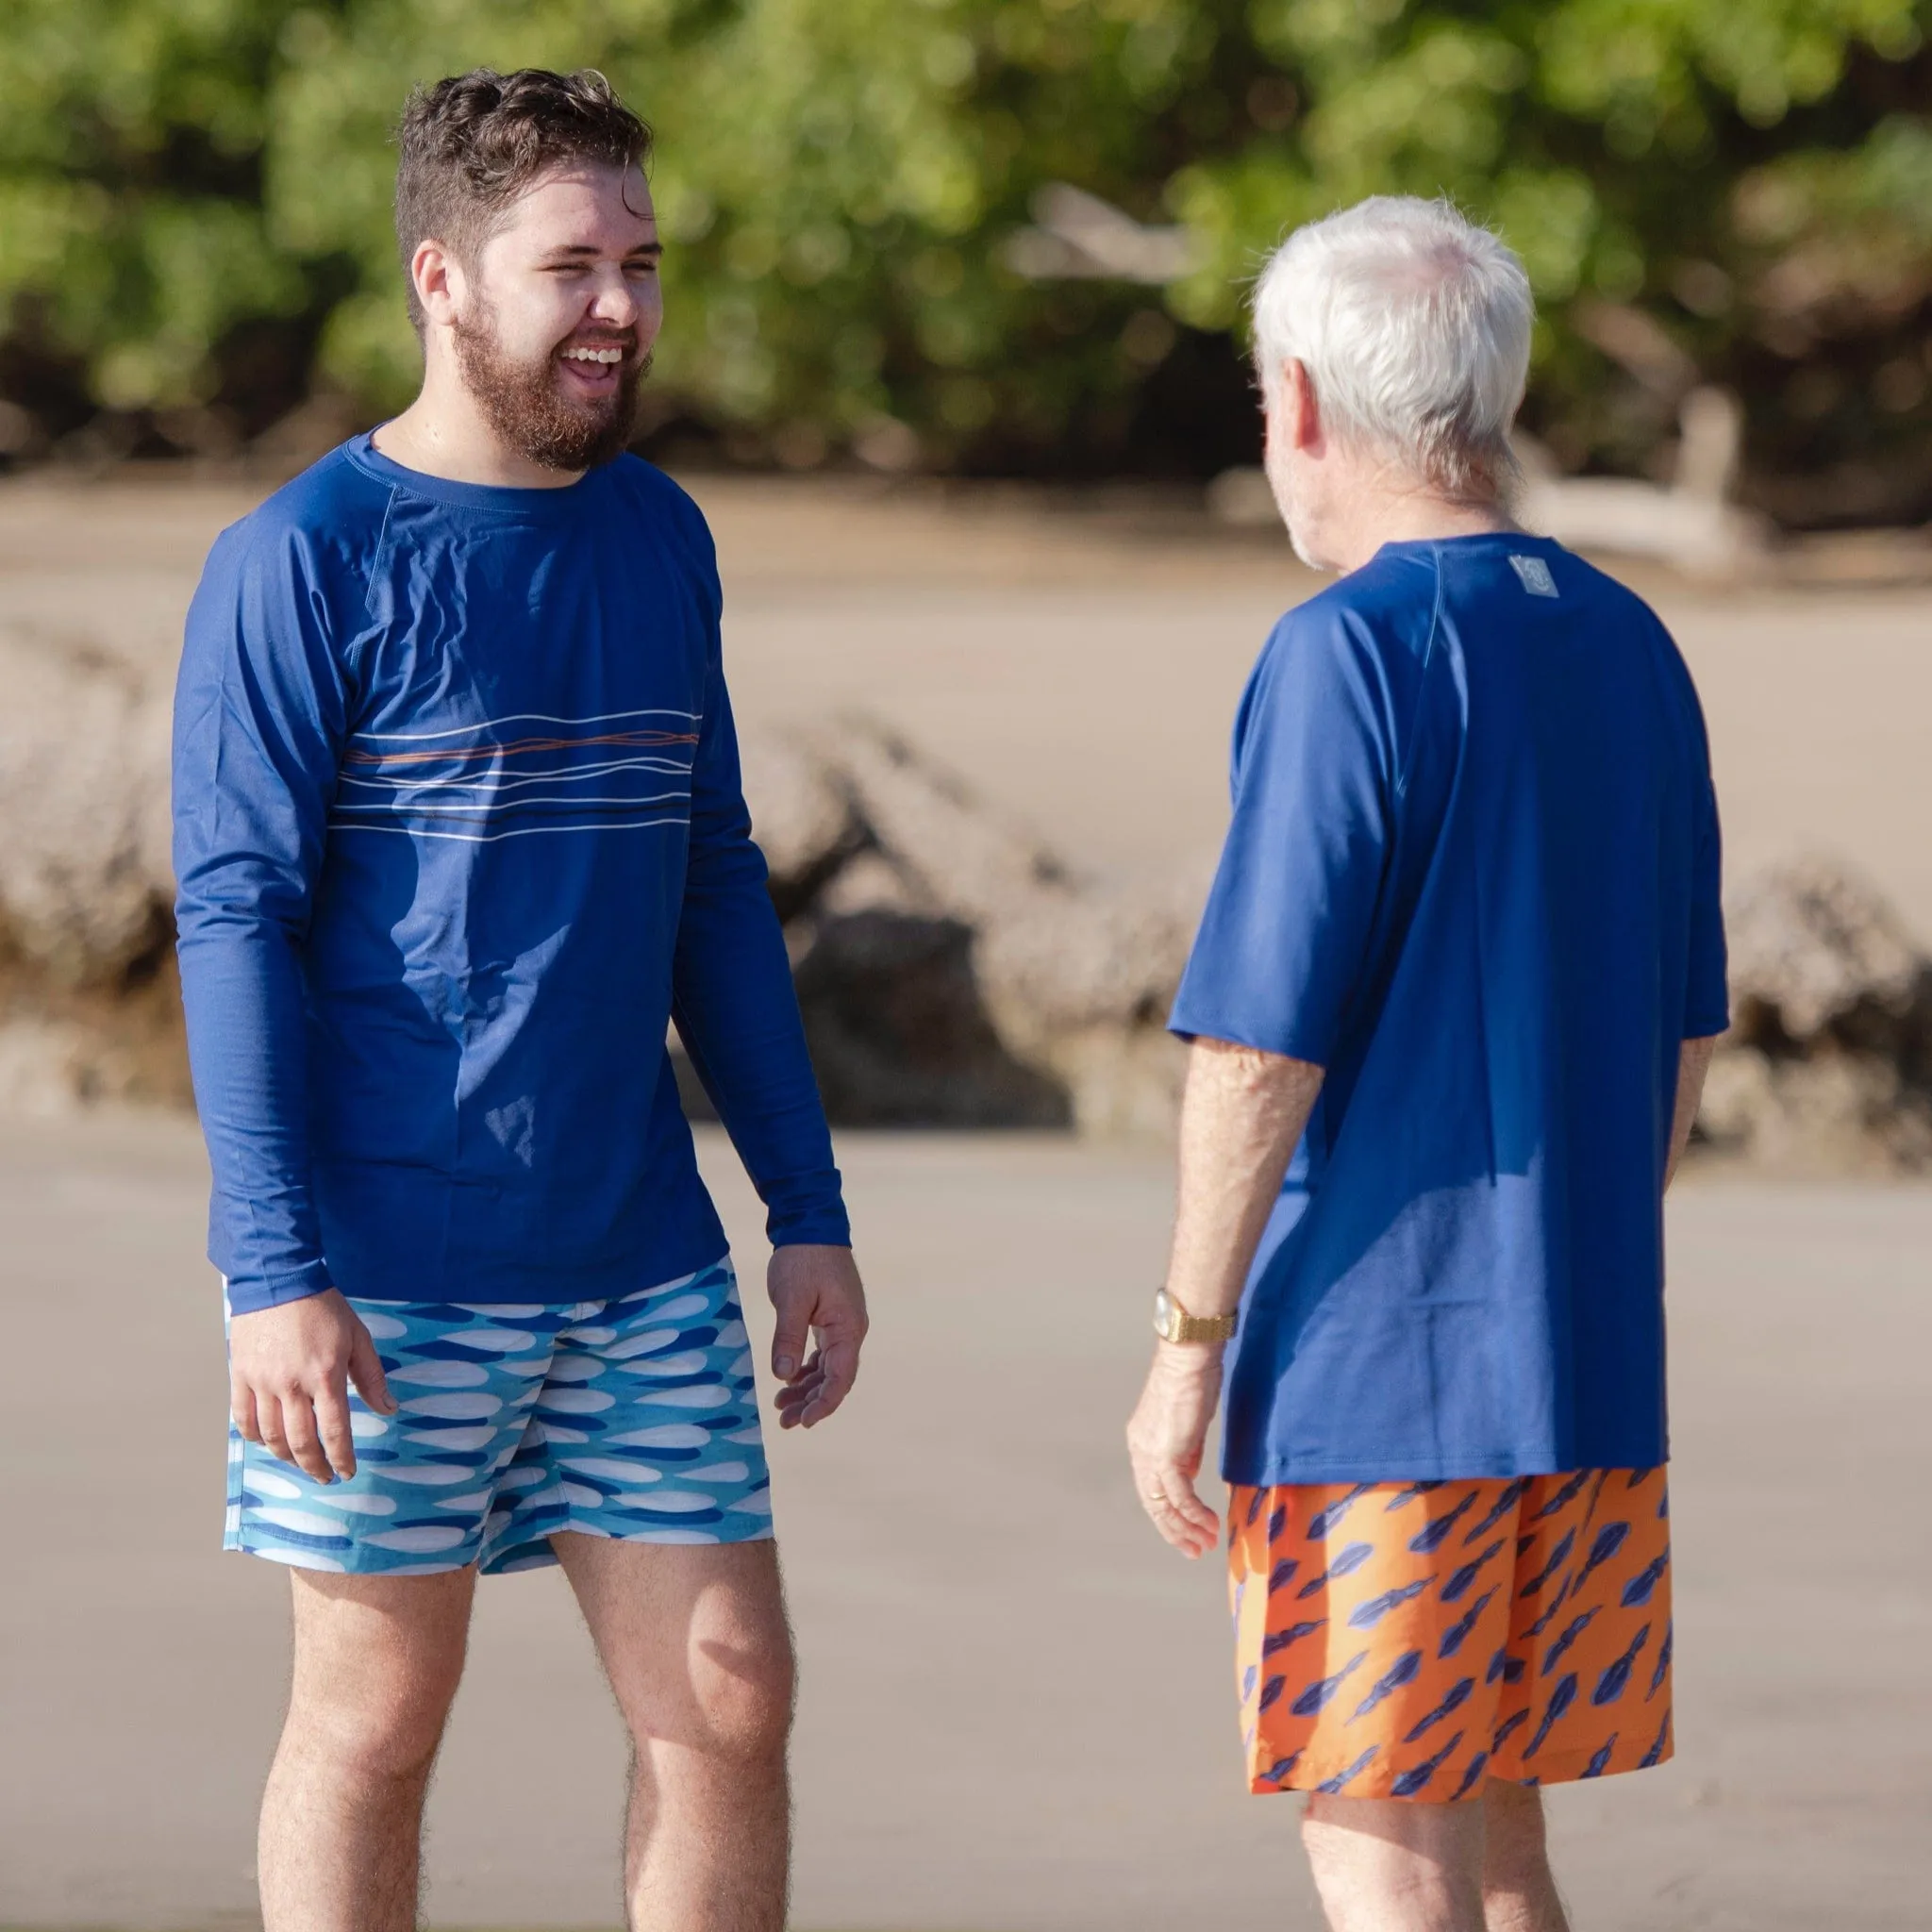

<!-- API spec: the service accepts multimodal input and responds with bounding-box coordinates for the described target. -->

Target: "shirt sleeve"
[1682,704,1729,1039]
[1169,608,1394,1065]
[669,541,850,1252]
[172,522,347,1314]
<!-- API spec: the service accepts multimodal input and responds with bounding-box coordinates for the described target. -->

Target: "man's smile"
[556,339,631,394]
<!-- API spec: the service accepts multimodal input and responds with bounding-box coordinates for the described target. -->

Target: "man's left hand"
[768,1244,869,1429]
[1126,1342,1225,1557]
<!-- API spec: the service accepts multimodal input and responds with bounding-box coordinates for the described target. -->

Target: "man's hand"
[1126,1341,1226,1558]
[228,1289,397,1484]
[768,1244,868,1430]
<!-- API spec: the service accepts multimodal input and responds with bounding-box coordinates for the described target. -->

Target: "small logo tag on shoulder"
[1507,553,1559,598]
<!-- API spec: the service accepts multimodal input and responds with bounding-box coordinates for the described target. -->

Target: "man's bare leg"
[1301,1791,1487,1932]
[1481,1782,1571,1932]
[258,1566,476,1932]
[556,1534,793,1932]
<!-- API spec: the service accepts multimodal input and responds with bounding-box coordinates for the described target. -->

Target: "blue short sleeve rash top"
[1169,534,1727,1486]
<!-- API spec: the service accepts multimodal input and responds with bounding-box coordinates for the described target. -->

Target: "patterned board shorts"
[1227,1468,1673,1801]
[225,1258,773,1575]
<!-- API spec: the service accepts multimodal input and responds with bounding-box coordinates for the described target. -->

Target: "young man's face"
[450,161,662,472]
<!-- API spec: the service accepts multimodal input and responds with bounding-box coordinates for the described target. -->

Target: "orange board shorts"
[1227,1469,1673,1801]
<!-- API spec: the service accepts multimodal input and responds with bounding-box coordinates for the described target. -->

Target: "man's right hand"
[1127,1341,1227,1558]
[228,1289,398,1484]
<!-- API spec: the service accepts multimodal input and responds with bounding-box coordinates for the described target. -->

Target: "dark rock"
[1700,858,1932,1172]
[1726,855,1924,1046]
[0,621,173,983]
[738,727,867,923]
[791,910,1072,1128]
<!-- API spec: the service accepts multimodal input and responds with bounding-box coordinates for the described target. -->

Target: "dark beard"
[452,306,647,474]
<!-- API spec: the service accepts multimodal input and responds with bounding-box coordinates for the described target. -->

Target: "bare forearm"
[1666,1034,1720,1189]
[1130,1039,1322,1560]
[1163,1039,1325,1317]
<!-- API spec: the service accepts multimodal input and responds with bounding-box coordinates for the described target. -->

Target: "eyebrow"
[540,240,663,261]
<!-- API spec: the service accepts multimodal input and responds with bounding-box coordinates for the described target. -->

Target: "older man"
[1126,197,1726,1932]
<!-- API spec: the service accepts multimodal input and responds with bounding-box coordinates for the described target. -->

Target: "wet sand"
[0,1112,1926,1931]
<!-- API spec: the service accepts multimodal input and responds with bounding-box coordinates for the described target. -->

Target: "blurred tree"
[0,0,314,454]
[259,0,1262,474]
[0,0,1927,522]
[1168,0,1932,523]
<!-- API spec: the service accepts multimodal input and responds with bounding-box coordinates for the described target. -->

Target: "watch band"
[1154,1287,1238,1345]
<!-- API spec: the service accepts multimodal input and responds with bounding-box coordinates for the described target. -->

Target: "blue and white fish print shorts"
[225,1258,773,1575]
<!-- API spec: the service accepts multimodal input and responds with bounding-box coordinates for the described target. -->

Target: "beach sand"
[0,1112,1924,1931]
[1,474,1927,1928]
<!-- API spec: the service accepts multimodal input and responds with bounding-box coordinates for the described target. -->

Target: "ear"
[1280,358,1323,453]
[410,238,465,329]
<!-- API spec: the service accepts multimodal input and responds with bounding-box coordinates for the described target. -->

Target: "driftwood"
[1208,388,1775,583]
[739,719,1195,1133]
[746,724,1932,1166]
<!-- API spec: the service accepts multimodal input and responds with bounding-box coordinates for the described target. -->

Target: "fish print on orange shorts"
[1226,1468,1673,1800]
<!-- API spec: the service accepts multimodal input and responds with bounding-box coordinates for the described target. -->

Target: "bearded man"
[173,69,866,1932]
[1125,198,1726,1931]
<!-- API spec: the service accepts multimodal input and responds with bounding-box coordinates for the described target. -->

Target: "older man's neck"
[1315,475,1517,575]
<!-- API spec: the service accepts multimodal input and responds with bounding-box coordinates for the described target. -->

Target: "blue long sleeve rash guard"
[173,435,848,1316]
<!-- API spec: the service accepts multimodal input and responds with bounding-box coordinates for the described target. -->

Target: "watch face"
[1153,1288,1175,1339]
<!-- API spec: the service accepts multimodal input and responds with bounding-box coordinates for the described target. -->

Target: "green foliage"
[1,0,1929,514]
[258,0,1247,461]
[0,0,306,416]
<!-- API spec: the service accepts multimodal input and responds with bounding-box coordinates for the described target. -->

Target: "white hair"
[1251,196,1534,504]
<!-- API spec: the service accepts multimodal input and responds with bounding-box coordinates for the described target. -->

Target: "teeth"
[561,347,625,364]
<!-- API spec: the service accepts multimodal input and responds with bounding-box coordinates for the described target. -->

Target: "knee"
[290,1657,463,1787]
[700,1632,795,1769]
[1482,1780,1553,1890]
[641,1630,794,1774]
[1301,1799,1393,1905]
[1301,1794,1483,1922]
[1299,1807,1352,1906]
[1301,1802,1393,1900]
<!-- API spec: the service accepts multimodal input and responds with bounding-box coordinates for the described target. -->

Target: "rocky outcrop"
[0,621,174,984]
[745,730,1932,1166]
[3,626,1928,1169]
[1699,858,1932,1172]
[0,622,186,1112]
[736,720,1196,1132]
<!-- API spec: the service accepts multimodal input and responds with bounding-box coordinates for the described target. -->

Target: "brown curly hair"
[394,68,652,331]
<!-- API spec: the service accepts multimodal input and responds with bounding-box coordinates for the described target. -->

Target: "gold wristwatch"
[1153,1287,1238,1345]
